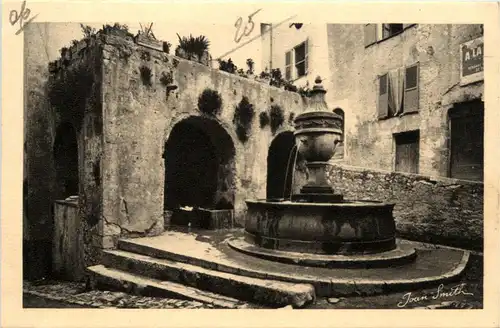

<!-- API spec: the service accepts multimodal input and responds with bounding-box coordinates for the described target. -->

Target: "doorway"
[449,100,484,181]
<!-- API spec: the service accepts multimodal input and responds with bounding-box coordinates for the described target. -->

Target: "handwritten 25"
[234,9,261,43]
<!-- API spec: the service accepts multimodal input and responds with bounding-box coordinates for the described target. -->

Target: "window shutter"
[285,51,292,80]
[364,24,378,47]
[378,73,389,119]
[304,39,309,74]
[403,63,419,113]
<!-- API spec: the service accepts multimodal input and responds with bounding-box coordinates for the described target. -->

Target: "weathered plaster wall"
[24,25,56,280]
[45,34,105,273]
[326,164,483,251]
[326,24,484,178]
[101,35,306,244]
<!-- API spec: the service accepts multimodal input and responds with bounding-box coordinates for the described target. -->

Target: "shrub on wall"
[259,111,270,129]
[139,66,153,87]
[218,58,237,74]
[175,34,210,61]
[233,96,255,143]
[270,105,285,134]
[198,89,223,116]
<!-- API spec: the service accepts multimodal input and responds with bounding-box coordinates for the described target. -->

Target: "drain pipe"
[269,23,273,71]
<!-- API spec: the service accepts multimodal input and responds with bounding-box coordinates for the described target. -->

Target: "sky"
[32,21,273,73]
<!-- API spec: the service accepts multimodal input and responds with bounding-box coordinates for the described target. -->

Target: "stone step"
[101,249,316,308]
[87,265,250,309]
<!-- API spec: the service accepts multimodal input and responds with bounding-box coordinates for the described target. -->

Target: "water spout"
[282,144,298,200]
[289,142,301,201]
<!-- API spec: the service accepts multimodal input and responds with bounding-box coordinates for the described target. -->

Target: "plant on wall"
[101,23,134,39]
[163,41,172,54]
[233,96,255,143]
[270,68,284,87]
[139,65,153,87]
[80,24,97,39]
[259,111,270,129]
[246,58,255,76]
[160,71,174,86]
[175,34,210,61]
[270,104,285,134]
[218,58,237,74]
[297,85,311,98]
[198,88,223,116]
[288,112,296,124]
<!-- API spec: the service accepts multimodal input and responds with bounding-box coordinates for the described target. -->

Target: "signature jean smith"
[397,283,474,308]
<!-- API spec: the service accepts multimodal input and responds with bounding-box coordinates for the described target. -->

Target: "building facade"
[262,23,484,181]
[327,24,484,180]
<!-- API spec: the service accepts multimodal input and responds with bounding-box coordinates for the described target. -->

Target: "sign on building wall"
[460,36,483,86]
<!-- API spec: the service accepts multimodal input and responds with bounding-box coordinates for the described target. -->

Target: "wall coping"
[328,163,484,186]
[101,35,305,103]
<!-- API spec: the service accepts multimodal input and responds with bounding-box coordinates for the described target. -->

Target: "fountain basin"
[244,199,397,255]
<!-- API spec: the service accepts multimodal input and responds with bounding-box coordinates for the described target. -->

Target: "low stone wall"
[325,164,483,251]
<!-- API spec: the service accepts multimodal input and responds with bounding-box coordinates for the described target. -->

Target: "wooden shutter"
[378,73,389,119]
[364,24,378,47]
[403,63,419,113]
[304,39,309,74]
[285,51,292,80]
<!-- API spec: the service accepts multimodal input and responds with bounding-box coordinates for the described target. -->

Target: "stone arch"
[333,107,345,160]
[163,115,237,219]
[267,131,297,200]
[53,122,79,199]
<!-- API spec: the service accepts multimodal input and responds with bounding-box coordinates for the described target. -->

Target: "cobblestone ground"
[23,281,220,309]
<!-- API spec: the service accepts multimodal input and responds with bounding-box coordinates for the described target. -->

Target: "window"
[394,130,420,174]
[378,63,420,119]
[449,100,484,181]
[294,41,308,78]
[285,51,292,80]
[284,40,309,80]
[364,24,415,47]
[382,24,404,39]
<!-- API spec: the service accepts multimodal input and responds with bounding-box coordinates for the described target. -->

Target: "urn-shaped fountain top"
[293,76,344,162]
[305,76,330,113]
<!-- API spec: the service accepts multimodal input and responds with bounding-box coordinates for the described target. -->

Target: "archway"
[53,122,79,199]
[267,131,297,200]
[164,116,236,227]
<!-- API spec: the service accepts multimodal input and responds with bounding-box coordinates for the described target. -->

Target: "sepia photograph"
[22,20,485,310]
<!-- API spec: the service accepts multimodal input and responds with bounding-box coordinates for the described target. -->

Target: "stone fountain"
[230,77,417,267]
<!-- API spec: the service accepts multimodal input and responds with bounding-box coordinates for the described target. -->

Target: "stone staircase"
[87,238,316,309]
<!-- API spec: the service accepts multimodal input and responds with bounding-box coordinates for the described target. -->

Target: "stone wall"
[326,164,483,251]
[326,24,484,178]
[100,35,306,245]
[24,25,58,280]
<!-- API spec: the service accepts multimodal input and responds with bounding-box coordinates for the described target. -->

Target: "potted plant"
[246,58,255,78]
[175,34,210,66]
